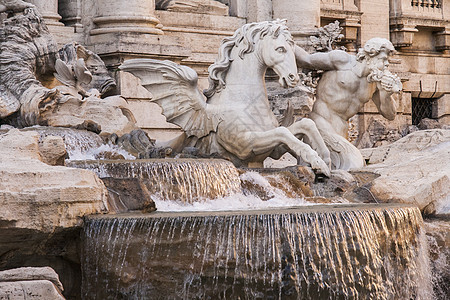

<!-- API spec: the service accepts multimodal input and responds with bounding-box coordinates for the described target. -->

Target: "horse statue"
[120,20,331,176]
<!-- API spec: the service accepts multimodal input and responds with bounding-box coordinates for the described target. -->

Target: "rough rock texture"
[0,280,65,300]
[39,135,67,166]
[101,178,156,213]
[0,267,65,300]
[356,118,405,149]
[267,81,315,124]
[359,129,450,214]
[0,129,108,231]
[0,128,108,298]
[40,95,138,136]
[239,166,358,203]
[418,118,449,130]
[424,217,450,300]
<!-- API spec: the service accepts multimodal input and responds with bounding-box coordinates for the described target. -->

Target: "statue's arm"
[294,46,350,70]
[372,88,397,121]
[372,73,402,120]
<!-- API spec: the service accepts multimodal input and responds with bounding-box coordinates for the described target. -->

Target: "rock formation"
[358,129,450,215]
[0,267,65,300]
[0,129,108,231]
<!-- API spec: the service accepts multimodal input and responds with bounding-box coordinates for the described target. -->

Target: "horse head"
[258,21,299,88]
[204,19,299,98]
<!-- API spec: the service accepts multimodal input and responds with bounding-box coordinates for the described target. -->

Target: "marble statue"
[0,3,137,135]
[121,20,331,176]
[295,38,402,170]
[0,3,60,127]
[0,0,32,13]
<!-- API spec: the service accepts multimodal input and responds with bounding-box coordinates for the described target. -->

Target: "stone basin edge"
[84,203,421,220]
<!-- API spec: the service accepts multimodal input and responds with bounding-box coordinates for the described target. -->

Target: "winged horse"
[120,20,331,176]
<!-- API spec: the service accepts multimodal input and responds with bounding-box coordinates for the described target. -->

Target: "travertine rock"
[40,95,138,136]
[424,218,450,299]
[0,129,108,232]
[0,281,65,299]
[39,135,67,166]
[357,118,404,149]
[101,177,156,213]
[418,118,444,130]
[0,267,65,299]
[359,129,450,214]
[267,82,315,124]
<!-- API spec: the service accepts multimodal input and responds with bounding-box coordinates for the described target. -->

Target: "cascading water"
[68,159,242,203]
[18,126,134,160]
[82,204,433,299]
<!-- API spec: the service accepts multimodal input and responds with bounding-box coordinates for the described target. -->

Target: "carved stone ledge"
[390,25,418,48]
[390,15,449,30]
[320,8,362,48]
[89,33,190,69]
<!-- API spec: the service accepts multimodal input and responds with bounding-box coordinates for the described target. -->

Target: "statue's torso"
[313,67,376,136]
[315,69,375,118]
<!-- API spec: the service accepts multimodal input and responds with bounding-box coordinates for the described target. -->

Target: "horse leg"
[285,118,331,166]
[242,127,330,176]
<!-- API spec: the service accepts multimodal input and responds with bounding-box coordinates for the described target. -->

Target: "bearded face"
[365,51,402,93]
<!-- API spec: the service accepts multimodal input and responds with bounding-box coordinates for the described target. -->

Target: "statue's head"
[356,38,395,72]
[356,38,401,92]
[204,19,299,98]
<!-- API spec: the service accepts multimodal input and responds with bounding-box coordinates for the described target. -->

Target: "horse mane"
[203,19,293,99]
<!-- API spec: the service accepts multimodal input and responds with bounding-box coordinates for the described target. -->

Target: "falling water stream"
[68,159,242,203]
[82,204,433,299]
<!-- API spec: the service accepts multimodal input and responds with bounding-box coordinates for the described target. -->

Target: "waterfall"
[81,204,433,299]
[19,126,133,160]
[69,159,242,203]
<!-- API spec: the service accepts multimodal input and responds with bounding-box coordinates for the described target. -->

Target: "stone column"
[246,0,272,23]
[91,0,163,36]
[58,0,83,32]
[27,0,63,26]
[272,0,320,32]
[26,0,76,46]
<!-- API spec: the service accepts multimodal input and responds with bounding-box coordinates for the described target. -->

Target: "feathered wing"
[119,58,221,138]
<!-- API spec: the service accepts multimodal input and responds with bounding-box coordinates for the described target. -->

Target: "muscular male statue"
[295,38,402,170]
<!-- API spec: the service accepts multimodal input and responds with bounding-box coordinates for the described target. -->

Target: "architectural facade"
[29,0,449,144]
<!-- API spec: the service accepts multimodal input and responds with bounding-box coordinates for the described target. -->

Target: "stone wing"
[54,59,76,87]
[120,59,220,138]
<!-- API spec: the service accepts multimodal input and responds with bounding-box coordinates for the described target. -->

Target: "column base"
[91,16,164,36]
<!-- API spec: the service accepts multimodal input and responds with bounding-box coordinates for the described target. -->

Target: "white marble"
[121,20,331,176]
[296,38,402,170]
